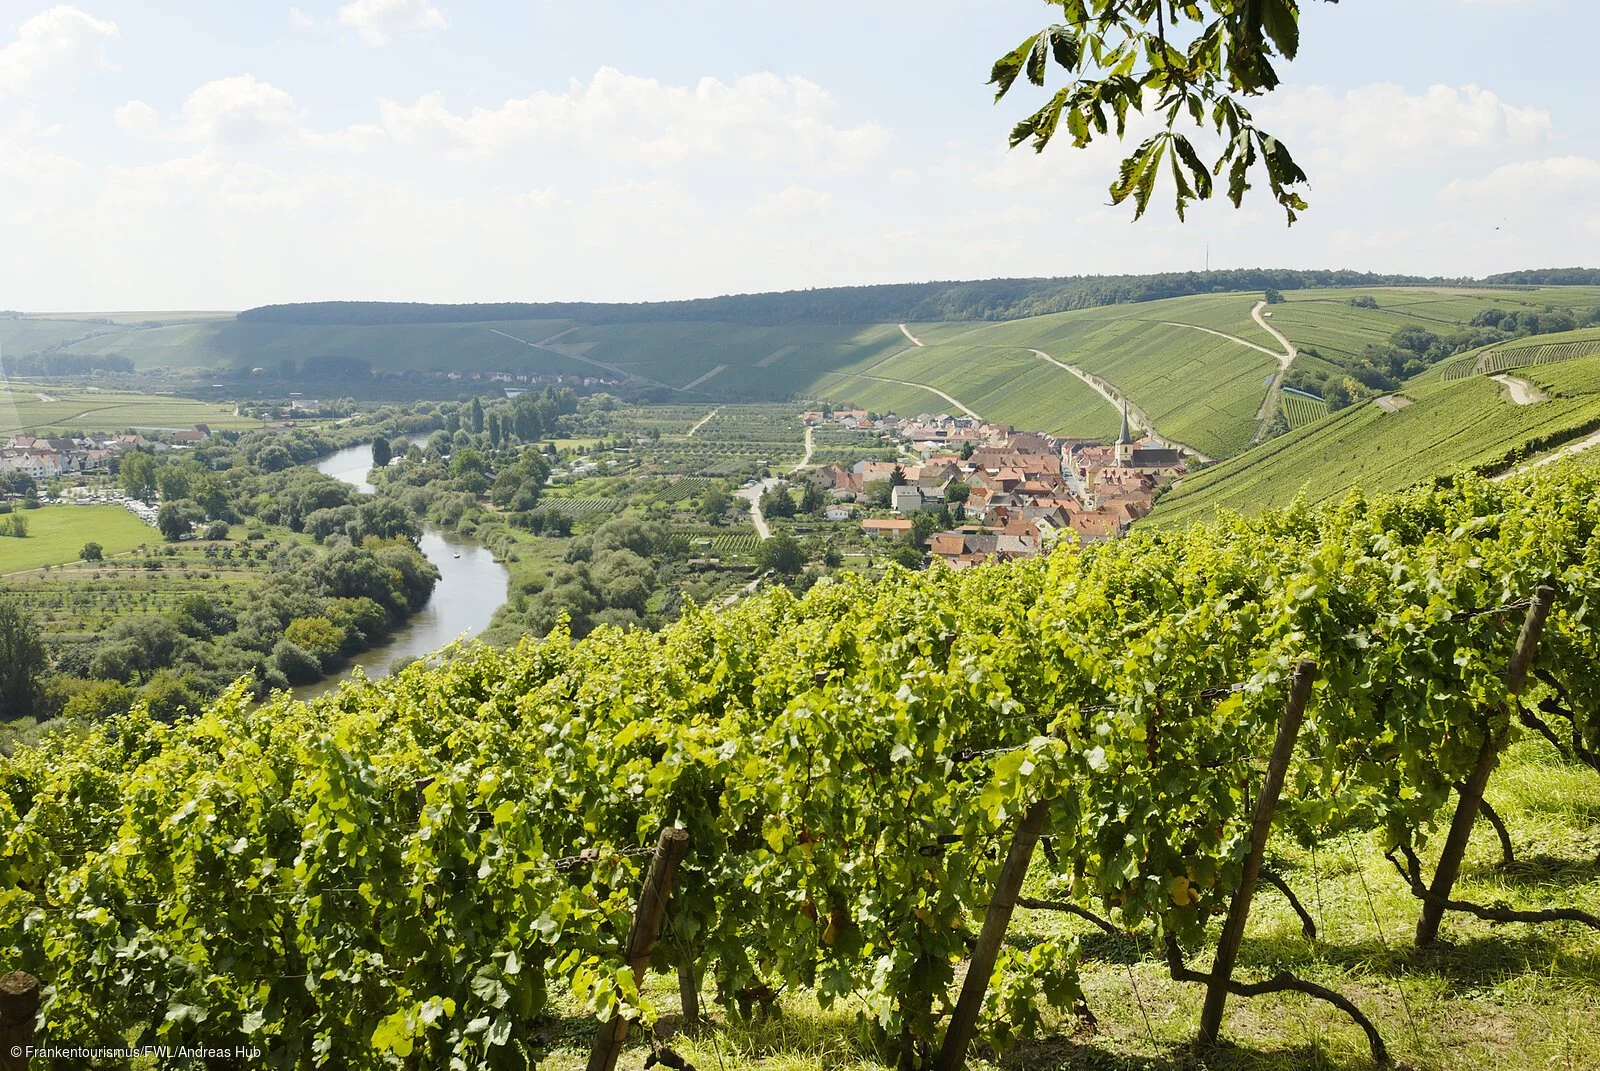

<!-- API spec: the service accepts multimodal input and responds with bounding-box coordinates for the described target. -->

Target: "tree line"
[234,270,1511,328]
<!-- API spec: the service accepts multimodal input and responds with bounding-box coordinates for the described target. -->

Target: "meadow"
[0,504,156,574]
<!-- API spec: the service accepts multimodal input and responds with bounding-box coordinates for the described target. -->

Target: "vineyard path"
[1025,348,1216,464]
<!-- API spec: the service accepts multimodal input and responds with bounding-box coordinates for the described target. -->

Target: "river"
[292,441,510,699]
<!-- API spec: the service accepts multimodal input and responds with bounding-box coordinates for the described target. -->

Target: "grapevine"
[3,465,1599,1068]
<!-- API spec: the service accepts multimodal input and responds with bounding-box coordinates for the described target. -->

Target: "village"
[799,406,1188,567]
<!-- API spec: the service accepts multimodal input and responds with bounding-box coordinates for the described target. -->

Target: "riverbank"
[295,442,509,698]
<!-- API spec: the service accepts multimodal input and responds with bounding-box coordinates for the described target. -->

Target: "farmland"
[1151,353,1600,524]
[0,504,157,574]
[0,385,262,435]
[3,535,281,637]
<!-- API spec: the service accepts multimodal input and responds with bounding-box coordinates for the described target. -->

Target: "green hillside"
[1150,353,1600,524]
[8,283,1600,481]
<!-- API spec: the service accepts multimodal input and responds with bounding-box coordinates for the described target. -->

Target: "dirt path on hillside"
[682,364,728,391]
[844,372,981,421]
[899,324,924,347]
[1490,374,1548,405]
[1492,427,1600,482]
[1159,301,1299,444]
[489,327,681,392]
[1024,349,1216,464]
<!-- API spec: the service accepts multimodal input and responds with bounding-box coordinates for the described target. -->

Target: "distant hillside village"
[800,406,1188,568]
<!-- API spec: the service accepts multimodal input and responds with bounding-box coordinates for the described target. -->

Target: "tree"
[1264,288,1285,304]
[761,485,797,519]
[157,500,202,542]
[945,481,971,505]
[470,396,485,434]
[991,1,1321,223]
[889,465,907,488]
[285,616,348,659]
[81,541,104,561]
[889,539,924,570]
[799,480,827,515]
[120,450,158,502]
[372,437,392,469]
[0,599,47,720]
[698,486,732,523]
[759,532,806,576]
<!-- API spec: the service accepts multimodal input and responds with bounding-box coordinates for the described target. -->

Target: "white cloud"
[179,75,301,143]
[117,76,383,151]
[378,67,889,169]
[1260,83,1551,174]
[113,99,158,133]
[288,7,318,29]
[337,0,446,46]
[0,5,118,95]
[1442,156,1600,201]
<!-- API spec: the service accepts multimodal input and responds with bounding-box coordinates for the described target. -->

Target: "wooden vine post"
[0,971,40,1071]
[932,798,1051,1071]
[1197,659,1317,1047]
[1416,585,1556,947]
[585,828,690,1071]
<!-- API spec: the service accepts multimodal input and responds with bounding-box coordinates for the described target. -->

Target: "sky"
[1,0,1596,311]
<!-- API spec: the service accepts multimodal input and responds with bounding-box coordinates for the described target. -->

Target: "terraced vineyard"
[1440,328,1600,380]
[1281,391,1331,428]
[1152,353,1600,524]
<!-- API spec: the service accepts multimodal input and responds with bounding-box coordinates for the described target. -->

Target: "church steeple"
[1115,402,1135,466]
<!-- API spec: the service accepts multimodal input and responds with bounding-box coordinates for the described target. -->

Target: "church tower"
[1115,402,1135,466]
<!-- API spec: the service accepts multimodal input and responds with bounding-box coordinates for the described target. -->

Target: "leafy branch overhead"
[992,0,1336,223]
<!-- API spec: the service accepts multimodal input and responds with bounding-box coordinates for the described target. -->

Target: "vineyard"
[1439,328,1600,381]
[4,468,1600,1069]
[1280,390,1331,429]
[1153,355,1600,524]
[537,497,621,520]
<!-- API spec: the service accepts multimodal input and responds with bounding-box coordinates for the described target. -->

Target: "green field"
[0,385,263,435]
[0,504,157,574]
[1152,353,1600,524]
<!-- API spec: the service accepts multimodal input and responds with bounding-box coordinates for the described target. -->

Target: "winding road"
[1159,301,1299,444]
[1025,349,1216,464]
[1490,374,1547,405]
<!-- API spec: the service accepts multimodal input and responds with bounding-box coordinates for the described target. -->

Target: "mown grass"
[519,737,1599,1071]
[0,504,156,573]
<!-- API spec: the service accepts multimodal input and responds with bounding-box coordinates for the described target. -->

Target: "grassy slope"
[830,342,1122,437]
[1151,353,1600,524]
[522,734,1600,1071]
[0,505,156,573]
[0,386,262,435]
[47,319,583,375]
